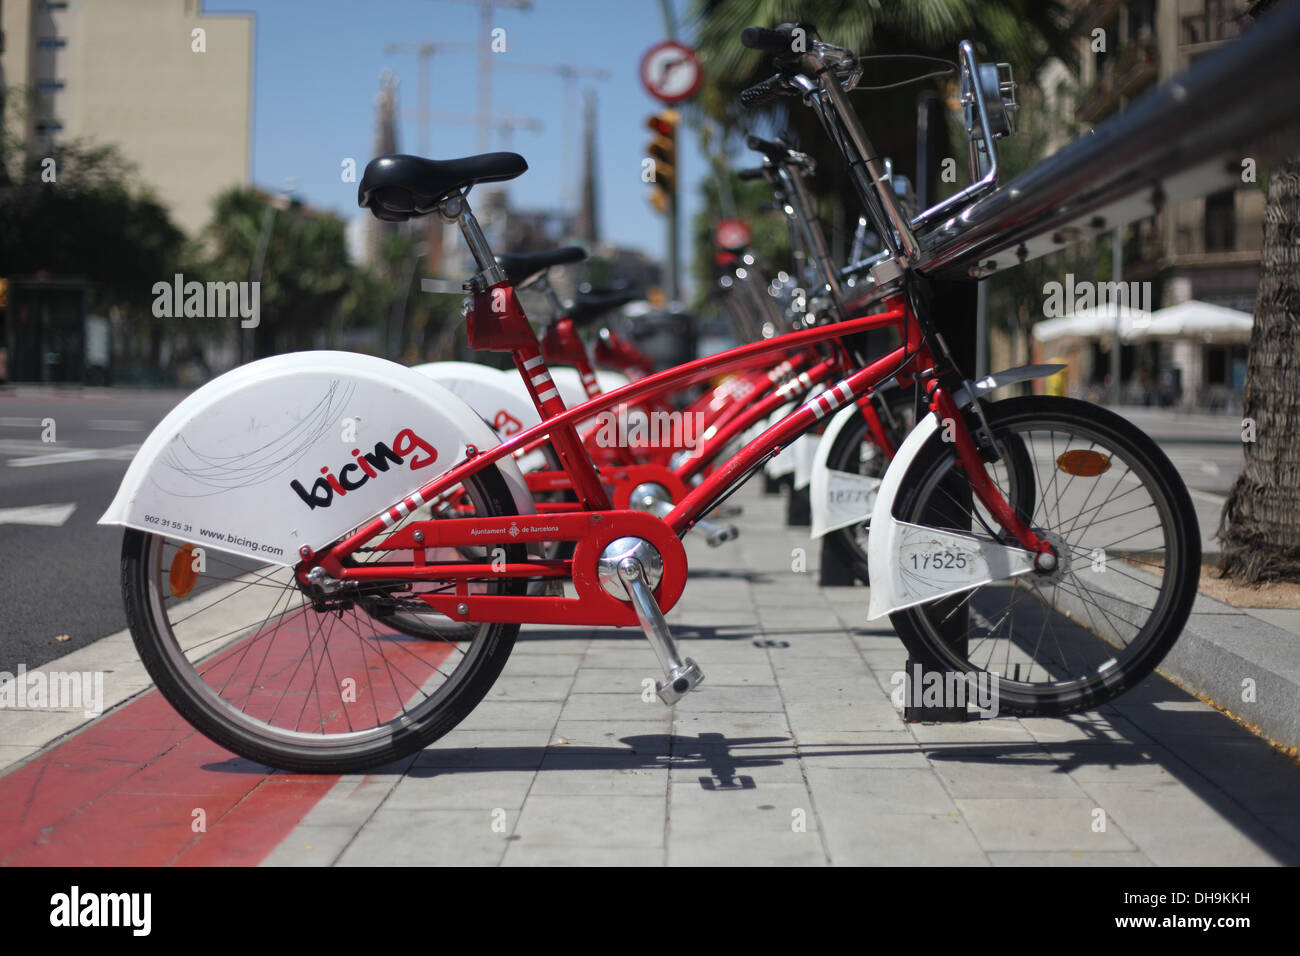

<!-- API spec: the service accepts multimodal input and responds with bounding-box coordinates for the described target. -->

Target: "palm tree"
[203,188,350,358]
[1216,0,1300,583]
[1218,155,1300,582]
[688,0,1076,250]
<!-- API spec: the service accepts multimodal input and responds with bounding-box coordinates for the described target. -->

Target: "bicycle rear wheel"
[888,396,1200,716]
[122,463,526,773]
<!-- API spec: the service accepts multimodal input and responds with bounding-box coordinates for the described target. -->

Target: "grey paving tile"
[955,798,1137,852]
[823,812,989,866]
[666,829,827,866]
[1118,823,1290,866]
[669,781,815,832]
[808,767,959,817]
[455,699,563,732]
[512,794,666,848]
[260,824,360,866]
[337,810,512,865]
[503,845,664,866]
[987,850,1154,866]
[382,768,537,811]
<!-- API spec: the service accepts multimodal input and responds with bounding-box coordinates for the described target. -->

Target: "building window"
[35,120,64,134]
[1205,347,1228,385]
[40,1,70,9]
[37,37,67,48]
[1204,190,1236,252]
[1129,0,1156,39]
[37,80,65,91]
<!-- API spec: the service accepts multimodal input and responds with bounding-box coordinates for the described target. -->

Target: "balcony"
[1077,0,1120,34]
[1114,37,1158,97]
[1181,10,1242,47]
[1076,37,1159,124]
[1076,74,1114,123]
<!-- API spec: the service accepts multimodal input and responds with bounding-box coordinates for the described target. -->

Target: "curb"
[1157,596,1300,753]
[1050,568,1300,752]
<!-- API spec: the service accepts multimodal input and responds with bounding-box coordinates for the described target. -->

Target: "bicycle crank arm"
[597,537,705,705]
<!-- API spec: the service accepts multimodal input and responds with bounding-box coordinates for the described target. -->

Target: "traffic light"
[645,109,678,215]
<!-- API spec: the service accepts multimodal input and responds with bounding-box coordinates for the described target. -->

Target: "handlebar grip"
[741,25,792,52]
[739,75,782,110]
[737,167,768,181]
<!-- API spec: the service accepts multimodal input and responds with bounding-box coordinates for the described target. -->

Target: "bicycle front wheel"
[888,396,1200,716]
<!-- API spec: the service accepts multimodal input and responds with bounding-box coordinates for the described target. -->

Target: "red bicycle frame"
[303,284,1048,626]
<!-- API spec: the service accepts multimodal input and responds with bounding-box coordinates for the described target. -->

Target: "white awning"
[1031,304,1153,344]
[1131,301,1254,342]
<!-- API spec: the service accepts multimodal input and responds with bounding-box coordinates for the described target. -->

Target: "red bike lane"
[0,612,459,866]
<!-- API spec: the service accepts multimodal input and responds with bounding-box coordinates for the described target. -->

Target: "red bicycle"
[109,25,1200,772]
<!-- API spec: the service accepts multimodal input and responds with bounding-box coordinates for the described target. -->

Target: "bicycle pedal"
[698,519,739,547]
[656,658,705,705]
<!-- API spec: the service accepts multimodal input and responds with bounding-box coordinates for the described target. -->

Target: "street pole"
[1111,226,1123,404]
[245,203,275,365]
[659,0,680,303]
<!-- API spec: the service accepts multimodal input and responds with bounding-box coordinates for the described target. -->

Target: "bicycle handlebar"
[739,74,785,109]
[741,25,795,53]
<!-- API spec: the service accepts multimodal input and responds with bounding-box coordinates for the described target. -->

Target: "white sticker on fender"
[810,469,880,538]
[872,519,1037,617]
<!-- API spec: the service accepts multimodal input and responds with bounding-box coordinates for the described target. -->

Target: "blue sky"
[204,0,706,287]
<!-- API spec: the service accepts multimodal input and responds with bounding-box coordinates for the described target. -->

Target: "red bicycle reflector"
[1057,449,1111,476]
[170,544,199,598]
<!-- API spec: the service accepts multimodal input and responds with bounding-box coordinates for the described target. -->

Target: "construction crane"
[493,60,611,206]
[429,110,543,150]
[429,0,534,152]
[382,41,473,157]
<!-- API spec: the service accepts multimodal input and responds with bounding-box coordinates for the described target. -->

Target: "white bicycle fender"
[792,432,819,491]
[809,403,882,539]
[100,351,535,566]
[412,360,541,438]
[865,368,1064,620]
[790,382,827,490]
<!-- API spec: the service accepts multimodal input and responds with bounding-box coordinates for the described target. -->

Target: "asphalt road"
[0,386,1246,674]
[0,386,185,672]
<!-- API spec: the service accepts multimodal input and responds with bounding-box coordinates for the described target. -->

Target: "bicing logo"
[290,428,438,510]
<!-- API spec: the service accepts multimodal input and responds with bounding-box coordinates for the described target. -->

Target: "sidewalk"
[1,482,1298,866]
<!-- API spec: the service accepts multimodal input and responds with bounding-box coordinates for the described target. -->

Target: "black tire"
[887,396,1200,716]
[122,464,526,773]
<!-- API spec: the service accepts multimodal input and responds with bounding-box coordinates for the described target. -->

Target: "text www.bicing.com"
[196,526,284,556]
[1114,915,1250,929]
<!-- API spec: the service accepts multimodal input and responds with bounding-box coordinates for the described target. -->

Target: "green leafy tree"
[201,187,350,358]
[0,139,184,312]
[689,1,1074,225]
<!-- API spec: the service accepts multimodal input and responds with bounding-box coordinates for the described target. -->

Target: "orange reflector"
[1057,449,1111,476]
[169,544,199,598]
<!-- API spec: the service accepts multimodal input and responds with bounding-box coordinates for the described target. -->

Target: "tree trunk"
[1218,156,1300,582]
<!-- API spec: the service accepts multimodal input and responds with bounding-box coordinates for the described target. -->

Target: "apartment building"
[1037,0,1265,408]
[1,0,253,236]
